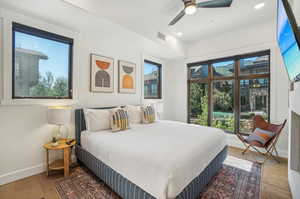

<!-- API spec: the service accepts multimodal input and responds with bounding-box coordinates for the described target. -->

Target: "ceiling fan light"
[185,4,197,15]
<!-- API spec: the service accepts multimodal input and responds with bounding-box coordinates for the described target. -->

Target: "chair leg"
[259,146,280,164]
[242,145,250,155]
[274,147,280,158]
[268,147,281,163]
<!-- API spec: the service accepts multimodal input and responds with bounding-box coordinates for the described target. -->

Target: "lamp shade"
[47,107,71,125]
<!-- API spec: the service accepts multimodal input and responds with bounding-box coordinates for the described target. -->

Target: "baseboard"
[0,164,45,186]
[0,154,77,186]
[226,134,288,158]
[0,140,287,186]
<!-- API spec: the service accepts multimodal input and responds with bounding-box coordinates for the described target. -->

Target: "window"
[188,50,270,134]
[12,22,73,99]
[144,60,162,99]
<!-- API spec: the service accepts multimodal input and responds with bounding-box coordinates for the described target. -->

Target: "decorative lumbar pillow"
[110,108,130,132]
[246,128,276,145]
[84,109,111,132]
[142,105,156,124]
[126,105,142,124]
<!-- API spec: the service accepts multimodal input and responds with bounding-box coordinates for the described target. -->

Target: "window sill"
[0,98,78,107]
[144,98,162,100]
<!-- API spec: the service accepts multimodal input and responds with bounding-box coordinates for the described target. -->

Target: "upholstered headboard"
[75,107,117,146]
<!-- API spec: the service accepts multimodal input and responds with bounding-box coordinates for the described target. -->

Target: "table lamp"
[47,106,71,145]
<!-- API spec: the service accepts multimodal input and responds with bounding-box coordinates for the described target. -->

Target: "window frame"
[144,59,162,99]
[187,50,271,134]
[12,22,74,99]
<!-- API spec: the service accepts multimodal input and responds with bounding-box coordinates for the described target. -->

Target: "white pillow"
[125,105,142,124]
[84,109,111,131]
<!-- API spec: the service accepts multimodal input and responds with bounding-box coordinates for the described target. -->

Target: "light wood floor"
[0,147,292,199]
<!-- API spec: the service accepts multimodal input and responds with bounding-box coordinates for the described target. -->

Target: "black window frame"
[144,59,162,99]
[187,50,271,135]
[12,22,74,99]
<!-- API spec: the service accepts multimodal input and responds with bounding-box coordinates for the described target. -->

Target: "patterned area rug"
[56,156,262,199]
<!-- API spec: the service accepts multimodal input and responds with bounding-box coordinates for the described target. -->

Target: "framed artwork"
[90,54,114,93]
[118,60,136,94]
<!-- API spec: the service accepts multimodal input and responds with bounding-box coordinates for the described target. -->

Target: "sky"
[144,62,158,75]
[15,32,70,79]
[277,0,300,81]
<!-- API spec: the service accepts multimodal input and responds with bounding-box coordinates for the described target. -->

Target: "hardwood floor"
[0,147,292,199]
[229,147,292,199]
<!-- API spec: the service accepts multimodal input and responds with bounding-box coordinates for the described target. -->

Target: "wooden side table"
[43,139,76,177]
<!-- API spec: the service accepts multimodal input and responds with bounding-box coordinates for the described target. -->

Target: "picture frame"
[118,60,136,94]
[90,54,114,93]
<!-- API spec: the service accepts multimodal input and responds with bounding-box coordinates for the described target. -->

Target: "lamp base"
[51,125,69,140]
[51,142,59,147]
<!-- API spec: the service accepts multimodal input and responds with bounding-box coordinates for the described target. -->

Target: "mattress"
[81,120,227,199]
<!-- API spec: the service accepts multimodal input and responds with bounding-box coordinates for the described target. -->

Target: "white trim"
[0,154,77,186]
[0,164,45,186]
[141,53,165,103]
[0,8,80,106]
[0,17,3,100]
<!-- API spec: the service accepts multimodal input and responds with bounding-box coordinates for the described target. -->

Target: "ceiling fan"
[169,0,233,26]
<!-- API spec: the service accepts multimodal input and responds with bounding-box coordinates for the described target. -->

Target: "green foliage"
[190,83,208,126]
[190,83,205,117]
[194,95,208,126]
[213,81,233,112]
[30,71,68,97]
[212,116,234,132]
[190,81,235,132]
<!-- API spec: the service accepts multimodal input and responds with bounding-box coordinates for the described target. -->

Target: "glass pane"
[14,31,70,98]
[189,83,208,126]
[212,80,234,132]
[144,61,160,98]
[188,64,209,79]
[240,55,269,76]
[240,78,269,134]
[212,60,234,77]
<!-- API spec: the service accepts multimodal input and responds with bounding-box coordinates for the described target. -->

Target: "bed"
[75,107,228,199]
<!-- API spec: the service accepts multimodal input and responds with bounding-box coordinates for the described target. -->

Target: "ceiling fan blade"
[169,9,186,26]
[197,0,233,8]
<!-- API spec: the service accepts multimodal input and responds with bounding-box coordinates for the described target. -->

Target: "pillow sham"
[142,105,156,124]
[84,109,111,132]
[126,105,142,124]
[110,108,130,132]
[246,128,275,145]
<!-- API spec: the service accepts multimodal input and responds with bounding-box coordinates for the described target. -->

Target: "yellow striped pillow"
[142,105,156,124]
[110,108,130,132]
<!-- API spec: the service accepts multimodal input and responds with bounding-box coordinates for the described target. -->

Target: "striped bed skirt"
[76,145,228,199]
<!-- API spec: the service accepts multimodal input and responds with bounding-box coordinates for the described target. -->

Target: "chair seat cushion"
[246,128,275,146]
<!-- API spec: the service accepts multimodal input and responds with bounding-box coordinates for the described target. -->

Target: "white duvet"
[81,120,227,199]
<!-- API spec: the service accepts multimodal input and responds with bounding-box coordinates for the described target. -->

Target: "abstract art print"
[118,60,136,93]
[90,54,114,93]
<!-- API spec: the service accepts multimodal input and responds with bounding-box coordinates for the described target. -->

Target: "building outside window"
[144,60,162,99]
[12,22,73,99]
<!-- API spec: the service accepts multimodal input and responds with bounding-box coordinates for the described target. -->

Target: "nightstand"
[43,139,76,177]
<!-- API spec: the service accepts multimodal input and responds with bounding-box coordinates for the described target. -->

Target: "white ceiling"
[62,0,276,44]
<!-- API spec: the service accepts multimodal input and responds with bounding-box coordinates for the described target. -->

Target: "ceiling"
[62,0,276,44]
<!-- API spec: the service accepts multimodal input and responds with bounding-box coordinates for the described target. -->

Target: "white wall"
[288,0,300,198]
[289,82,300,199]
[164,20,290,157]
[0,0,185,185]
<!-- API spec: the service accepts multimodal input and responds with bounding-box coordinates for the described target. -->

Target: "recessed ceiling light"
[254,2,265,10]
[176,32,183,37]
